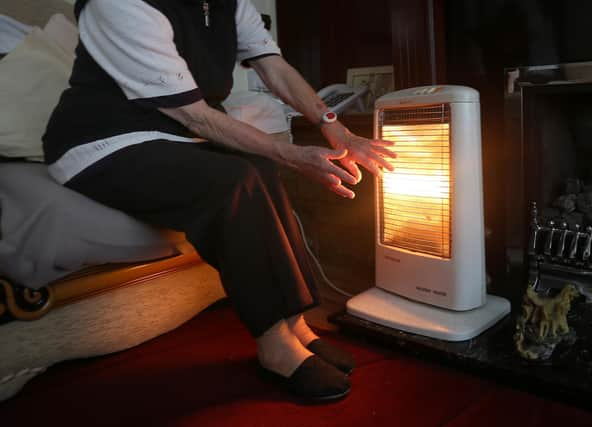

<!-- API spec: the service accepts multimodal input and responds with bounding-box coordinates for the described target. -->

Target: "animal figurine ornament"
[514,283,581,361]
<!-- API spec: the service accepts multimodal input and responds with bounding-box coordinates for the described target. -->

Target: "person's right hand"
[281,144,359,199]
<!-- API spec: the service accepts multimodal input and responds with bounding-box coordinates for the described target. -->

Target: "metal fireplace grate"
[378,104,452,258]
[528,201,592,294]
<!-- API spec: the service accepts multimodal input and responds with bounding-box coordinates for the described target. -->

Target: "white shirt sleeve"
[235,0,281,63]
[79,0,201,105]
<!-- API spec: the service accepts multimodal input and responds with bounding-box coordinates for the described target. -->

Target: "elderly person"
[43,0,395,402]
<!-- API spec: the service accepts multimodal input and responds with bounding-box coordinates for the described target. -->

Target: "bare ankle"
[286,314,319,347]
[256,319,313,377]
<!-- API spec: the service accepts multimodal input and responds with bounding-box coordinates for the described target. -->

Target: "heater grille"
[379,104,451,258]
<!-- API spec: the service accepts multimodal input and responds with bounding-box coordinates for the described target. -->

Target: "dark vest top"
[43,0,238,164]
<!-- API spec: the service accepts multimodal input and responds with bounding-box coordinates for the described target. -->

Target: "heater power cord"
[292,210,353,298]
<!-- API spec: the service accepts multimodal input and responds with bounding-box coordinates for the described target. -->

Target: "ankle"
[286,314,319,347]
[256,319,312,377]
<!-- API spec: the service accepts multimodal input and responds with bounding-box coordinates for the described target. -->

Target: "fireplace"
[504,62,592,299]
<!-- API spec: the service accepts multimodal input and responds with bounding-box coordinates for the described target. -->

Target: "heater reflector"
[379,104,451,258]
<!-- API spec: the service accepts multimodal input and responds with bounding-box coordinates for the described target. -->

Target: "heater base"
[346,287,511,342]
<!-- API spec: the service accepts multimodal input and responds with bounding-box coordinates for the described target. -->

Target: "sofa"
[0,0,227,401]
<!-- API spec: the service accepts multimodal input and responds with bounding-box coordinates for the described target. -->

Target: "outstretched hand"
[247,55,396,197]
[321,121,397,184]
[285,145,359,199]
[281,122,397,199]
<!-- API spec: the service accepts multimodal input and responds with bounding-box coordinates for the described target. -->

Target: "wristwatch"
[320,111,338,125]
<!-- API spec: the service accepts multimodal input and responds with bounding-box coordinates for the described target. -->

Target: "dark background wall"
[276,0,394,90]
[277,0,592,89]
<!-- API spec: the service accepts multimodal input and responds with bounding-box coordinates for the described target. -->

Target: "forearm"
[252,56,356,151]
[160,100,295,166]
[159,98,359,198]
[251,56,329,126]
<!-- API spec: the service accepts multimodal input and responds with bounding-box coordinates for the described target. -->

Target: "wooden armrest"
[0,252,203,325]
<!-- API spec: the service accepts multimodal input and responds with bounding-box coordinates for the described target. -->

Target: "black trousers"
[65,140,320,337]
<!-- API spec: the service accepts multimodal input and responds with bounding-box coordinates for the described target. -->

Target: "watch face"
[323,111,337,123]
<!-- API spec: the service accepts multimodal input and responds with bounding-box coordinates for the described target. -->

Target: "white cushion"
[44,13,78,55]
[0,26,74,160]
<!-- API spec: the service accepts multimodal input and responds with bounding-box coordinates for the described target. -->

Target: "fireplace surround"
[504,61,592,300]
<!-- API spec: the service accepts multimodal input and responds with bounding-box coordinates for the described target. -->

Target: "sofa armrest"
[0,251,202,325]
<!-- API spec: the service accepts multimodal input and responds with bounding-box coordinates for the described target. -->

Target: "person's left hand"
[321,122,397,183]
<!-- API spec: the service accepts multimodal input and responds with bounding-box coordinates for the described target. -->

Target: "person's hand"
[321,122,396,183]
[280,144,359,199]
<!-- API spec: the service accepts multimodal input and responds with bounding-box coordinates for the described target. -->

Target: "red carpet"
[2,301,591,427]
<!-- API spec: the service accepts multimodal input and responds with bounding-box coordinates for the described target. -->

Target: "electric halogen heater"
[346,85,510,341]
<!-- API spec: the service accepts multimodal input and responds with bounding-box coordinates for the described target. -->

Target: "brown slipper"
[307,339,356,375]
[259,355,351,402]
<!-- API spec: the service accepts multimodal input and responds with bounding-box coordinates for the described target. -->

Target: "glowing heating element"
[379,115,451,259]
